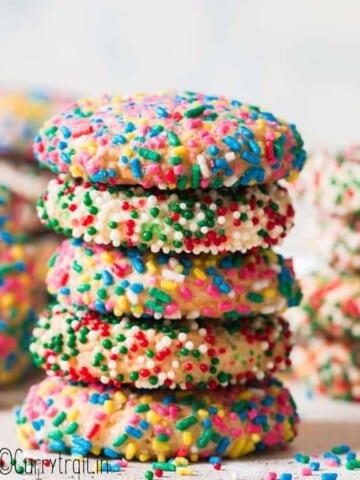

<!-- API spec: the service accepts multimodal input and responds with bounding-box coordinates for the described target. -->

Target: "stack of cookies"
[0,90,70,386]
[288,145,360,401]
[17,92,306,462]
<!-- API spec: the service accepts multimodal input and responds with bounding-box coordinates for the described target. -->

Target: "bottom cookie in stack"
[16,376,299,461]
[292,339,360,402]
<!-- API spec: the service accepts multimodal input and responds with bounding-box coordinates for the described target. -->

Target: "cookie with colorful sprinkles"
[47,239,302,319]
[16,376,299,460]
[34,92,306,189]
[38,175,295,254]
[30,303,292,389]
[292,339,360,401]
[0,88,72,160]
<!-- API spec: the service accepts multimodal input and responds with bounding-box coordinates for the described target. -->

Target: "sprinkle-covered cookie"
[286,273,360,342]
[38,176,294,254]
[34,92,306,189]
[31,303,292,389]
[298,146,360,216]
[0,89,72,159]
[0,311,35,385]
[292,340,360,402]
[16,376,299,460]
[47,239,302,319]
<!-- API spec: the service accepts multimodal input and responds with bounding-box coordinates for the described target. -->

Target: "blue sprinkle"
[230,99,242,107]
[253,415,266,425]
[238,167,265,185]
[218,282,231,294]
[125,122,135,133]
[248,139,261,155]
[60,287,70,295]
[130,158,143,179]
[208,145,219,155]
[215,438,230,455]
[60,152,71,164]
[57,141,67,150]
[60,126,71,138]
[155,106,169,118]
[310,461,320,471]
[320,474,338,480]
[0,230,14,245]
[162,395,175,405]
[91,170,108,182]
[209,456,222,464]
[120,155,129,164]
[275,413,285,422]
[346,452,356,461]
[202,418,212,428]
[98,393,110,404]
[125,425,143,439]
[89,393,100,404]
[95,300,107,313]
[208,406,217,415]
[131,257,145,273]
[261,396,274,406]
[120,280,130,288]
[333,444,350,454]
[131,283,144,294]
[102,270,114,286]
[149,126,163,137]
[112,134,127,145]
[72,436,92,451]
[223,136,242,151]
[139,420,150,430]
[279,474,292,480]
[49,440,66,452]
[239,125,254,138]
[261,112,277,122]
[241,150,261,165]
[103,448,120,459]
[32,419,45,431]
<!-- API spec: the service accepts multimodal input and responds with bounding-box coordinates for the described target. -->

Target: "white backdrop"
[1,0,360,150]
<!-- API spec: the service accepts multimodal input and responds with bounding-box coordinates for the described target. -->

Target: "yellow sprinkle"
[204,258,217,268]
[190,454,199,462]
[139,453,151,462]
[70,165,84,177]
[160,280,177,291]
[17,428,31,449]
[125,442,137,460]
[114,391,127,403]
[177,466,193,476]
[123,146,134,158]
[197,409,209,420]
[90,446,101,456]
[172,146,187,158]
[217,409,225,418]
[100,252,114,263]
[175,265,184,274]
[79,273,91,283]
[0,293,15,309]
[174,457,189,466]
[103,400,113,414]
[116,296,129,312]
[146,260,158,274]
[182,431,193,446]
[153,440,170,453]
[262,288,276,299]
[193,268,206,280]
[67,409,79,421]
[251,433,261,443]
[147,411,160,424]
[131,305,144,316]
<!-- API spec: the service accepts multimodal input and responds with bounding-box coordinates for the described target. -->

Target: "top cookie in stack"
[17,92,305,462]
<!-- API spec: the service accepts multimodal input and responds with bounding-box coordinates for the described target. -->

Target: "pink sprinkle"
[164,304,178,315]
[264,473,277,480]
[202,307,215,317]
[219,301,233,312]
[246,424,261,434]
[63,396,73,408]
[230,428,242,437]
[174,165,184,175]
[301,466,312,476]
[119,459,128,467]
[207,284,220,298]
[236,304,251,315]
[325,459,338,467]
[179,287,192,300]
[94,411,107,421]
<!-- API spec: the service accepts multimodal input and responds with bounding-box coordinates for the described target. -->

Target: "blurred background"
[1,0,360,151]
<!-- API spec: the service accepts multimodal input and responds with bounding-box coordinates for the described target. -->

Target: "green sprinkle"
[175,416,197,431]
[52,411,67,427]
[112,434,128,447]
[135,404,150,413]
[191,164,201,188]
[167,131,182,146]
[137,147,161,162]
[152,462,176,472]
[184,105,206,118]
[246,292,264,303]
[149,287,171,304]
